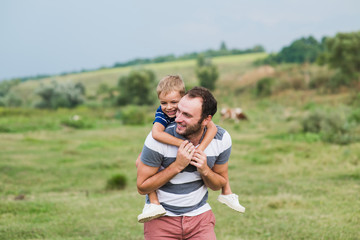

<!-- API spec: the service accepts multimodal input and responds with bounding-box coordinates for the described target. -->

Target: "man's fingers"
[189,160,198,167]
[184,142,194,154]
[180,140,189,149]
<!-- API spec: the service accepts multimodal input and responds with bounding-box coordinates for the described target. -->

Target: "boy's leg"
[148,191,160,204]
[218,177,245,213]
[221,177,233,195]
[138,191,166,223]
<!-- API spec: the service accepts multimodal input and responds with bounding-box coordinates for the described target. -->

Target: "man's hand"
[190,149,210,176]
[190,149,227,191]
[175,140,195,171]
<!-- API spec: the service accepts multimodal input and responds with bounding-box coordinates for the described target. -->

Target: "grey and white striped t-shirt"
[140,122,232,216]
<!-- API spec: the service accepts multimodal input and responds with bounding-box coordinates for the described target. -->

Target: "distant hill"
[8,44,265,83]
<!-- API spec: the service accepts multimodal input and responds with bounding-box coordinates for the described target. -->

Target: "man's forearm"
[137,162,182,195]
[201,169,227,191]
[137,140,195,195]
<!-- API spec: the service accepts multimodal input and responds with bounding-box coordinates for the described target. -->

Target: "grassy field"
[2,53,360,239]
[1,95,359,240]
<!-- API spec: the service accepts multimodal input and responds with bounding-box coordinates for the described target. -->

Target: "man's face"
[175,96,204,138]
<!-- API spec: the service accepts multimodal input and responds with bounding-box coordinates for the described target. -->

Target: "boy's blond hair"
[156,75,186,97]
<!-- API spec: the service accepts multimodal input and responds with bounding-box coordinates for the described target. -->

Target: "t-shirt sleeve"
[216,130,232,165]
[140,132,164,167]
[153,106,168,128]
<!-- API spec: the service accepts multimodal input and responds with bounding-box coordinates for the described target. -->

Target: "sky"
[1,0,360,81]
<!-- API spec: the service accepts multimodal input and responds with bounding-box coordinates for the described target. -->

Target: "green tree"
[279,36,323,63]
[35,80,85,109]
[2,92,23,107]
[256,36,324,65]
[116,69,156,106]
[0,79,21,97]
[220,41,227,51]
[318,31,360,81]
[195,55,219,91]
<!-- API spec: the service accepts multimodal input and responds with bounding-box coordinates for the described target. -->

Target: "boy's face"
[159,91,182,118]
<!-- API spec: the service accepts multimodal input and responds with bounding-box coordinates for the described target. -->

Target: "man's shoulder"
[144,131,166,149]
[164,122,177,135]
[214,125,231,141]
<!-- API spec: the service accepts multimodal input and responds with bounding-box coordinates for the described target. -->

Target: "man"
[137,87,232,239]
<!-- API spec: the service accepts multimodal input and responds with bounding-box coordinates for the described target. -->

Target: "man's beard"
[177,121,203,139]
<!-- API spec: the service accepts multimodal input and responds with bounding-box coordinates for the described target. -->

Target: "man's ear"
[202,115,212,127]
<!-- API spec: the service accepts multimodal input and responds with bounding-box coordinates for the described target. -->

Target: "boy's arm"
[152,122,184,147]
[197,120,217,151]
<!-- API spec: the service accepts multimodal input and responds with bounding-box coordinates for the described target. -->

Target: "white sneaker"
[217,194,245,213]
[137,203,166,223]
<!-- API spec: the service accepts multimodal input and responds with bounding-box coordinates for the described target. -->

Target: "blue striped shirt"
[140,123,232,216]
[153,106,175,128]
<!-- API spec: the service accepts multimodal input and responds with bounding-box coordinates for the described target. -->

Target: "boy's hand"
[175,140,195,171]
[190,149,210,176]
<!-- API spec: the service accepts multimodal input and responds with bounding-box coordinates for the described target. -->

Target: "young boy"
[136,75,245,223]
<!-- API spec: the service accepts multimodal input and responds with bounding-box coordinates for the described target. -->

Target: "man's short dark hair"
[185,86,217,121]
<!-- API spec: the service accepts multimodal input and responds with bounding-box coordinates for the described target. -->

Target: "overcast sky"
[1,0,359,81]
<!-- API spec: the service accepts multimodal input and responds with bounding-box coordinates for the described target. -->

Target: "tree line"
[255,31,360,89]
[3,42,264,83]
[1,30,359,109]
[112,43,264,68]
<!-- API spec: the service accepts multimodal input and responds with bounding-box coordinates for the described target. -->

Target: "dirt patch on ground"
[239,65,275,87]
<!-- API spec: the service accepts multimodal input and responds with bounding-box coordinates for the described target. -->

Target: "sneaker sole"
[218,198,245,213]
[138,212,166,223]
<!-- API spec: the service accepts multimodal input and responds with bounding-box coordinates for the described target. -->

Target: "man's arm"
[137,140,195,195]
[190,149,227,191]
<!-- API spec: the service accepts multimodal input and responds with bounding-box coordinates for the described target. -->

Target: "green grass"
[2,53,360,239]
[1,101,359,240]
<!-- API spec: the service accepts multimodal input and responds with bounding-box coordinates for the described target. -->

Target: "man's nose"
[175,113,182,123]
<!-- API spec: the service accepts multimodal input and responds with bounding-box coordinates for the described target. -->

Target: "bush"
[106,174,127,190]
[302,110,325,133]
[195,55,219,91]
[348,92,360,107]
[61,115,94,129]
[326,71,352,92]
[301,110,360,145]
[348,109,360,124]
[290,76,307,90]
[255,77,274,97]
[117,105,148,125]
[2,92,23,107]
[35,80,86,109]
[309,74,330,89]
[117,69,156,106]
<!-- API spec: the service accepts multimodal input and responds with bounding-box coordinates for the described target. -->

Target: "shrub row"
[301,110,360,145]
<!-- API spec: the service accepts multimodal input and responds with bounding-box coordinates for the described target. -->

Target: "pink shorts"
[144,210,216,240]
